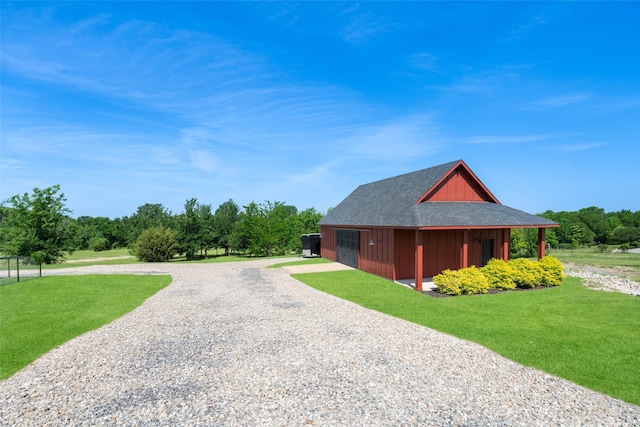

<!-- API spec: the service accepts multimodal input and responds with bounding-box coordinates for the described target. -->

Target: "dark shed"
[301,233,321,257]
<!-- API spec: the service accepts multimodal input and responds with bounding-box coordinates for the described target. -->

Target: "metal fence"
[0,256,42,285]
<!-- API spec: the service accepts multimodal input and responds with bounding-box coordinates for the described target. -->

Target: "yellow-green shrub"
[433,269,462,295]
[459,266,490,294]
[539,255,565,286]
[433,266,489,296]
[508,258,543,288]
[481,258,516,290]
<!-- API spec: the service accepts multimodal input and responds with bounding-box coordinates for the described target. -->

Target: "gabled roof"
[319,160,558,229]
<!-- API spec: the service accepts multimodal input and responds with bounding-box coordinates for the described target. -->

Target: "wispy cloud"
[430,66,525,95]
[339,10,396,44]
[3,2,637,217]
[462,134,559,145]
[548,142,605,153]
[344,114,445,162]
[505,3,571,41]
[509,13,550,39]
[522,92,592,109]
[407,52,439,72]
[2,14,267,113]
[592,97,640,111]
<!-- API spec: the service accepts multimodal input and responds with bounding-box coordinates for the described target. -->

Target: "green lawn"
[5,248,300,270]
[548,248,640,272]
[63,248,132,261]
[0,274,171,379]
[293,270,640,406]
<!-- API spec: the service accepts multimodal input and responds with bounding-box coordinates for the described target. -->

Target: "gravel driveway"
[1,260,638,426]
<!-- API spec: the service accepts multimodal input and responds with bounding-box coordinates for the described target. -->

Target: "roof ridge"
[359,159,461,187]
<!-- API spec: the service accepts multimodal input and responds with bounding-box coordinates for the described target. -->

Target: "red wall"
[321,225,512,281]
[427,168,493,202]
[320,225,336,261]
[423,230,463,277]
[467,229,502,267]
[392,229,415,280]
[359,228,395,280]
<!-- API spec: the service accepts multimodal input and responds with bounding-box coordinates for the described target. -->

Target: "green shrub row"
[433,256,565,296]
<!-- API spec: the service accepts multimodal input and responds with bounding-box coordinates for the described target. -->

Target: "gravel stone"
[564,266,640,296]
[1,260,639,426]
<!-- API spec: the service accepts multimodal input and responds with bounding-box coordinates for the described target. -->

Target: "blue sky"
[2,1,639,219]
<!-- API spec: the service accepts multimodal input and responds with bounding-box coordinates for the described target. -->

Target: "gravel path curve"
[1,260,639,426]
[563,263,640,296]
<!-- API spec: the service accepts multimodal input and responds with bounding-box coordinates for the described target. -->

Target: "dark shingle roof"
[319,160,557,229]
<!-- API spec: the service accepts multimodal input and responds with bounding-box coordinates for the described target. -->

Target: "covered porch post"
[461,229,469,268]
[501,228,510,261]
[537,228,546,260]
[415,229,423,292]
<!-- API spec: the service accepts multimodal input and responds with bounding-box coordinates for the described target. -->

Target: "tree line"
[0,185,323,263]
[1,186,639,264]
[511,207,640,258]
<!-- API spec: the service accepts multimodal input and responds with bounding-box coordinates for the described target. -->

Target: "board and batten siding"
[422,167,495,202]
[359,227,395,280]
[319,225,336,261]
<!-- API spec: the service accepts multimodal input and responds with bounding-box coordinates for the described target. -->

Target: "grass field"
[2,248,300,271]
[64,248,132,261]
[293,270,640,406]
[0,274,171,380]
[548,248,640,270]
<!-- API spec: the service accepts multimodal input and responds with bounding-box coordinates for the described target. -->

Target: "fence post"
[16,257,20,282]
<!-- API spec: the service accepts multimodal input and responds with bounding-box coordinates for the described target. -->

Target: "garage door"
[336,229,359,269]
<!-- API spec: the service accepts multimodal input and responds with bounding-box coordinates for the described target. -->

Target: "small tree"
[214,199,240,256]
[0,185,73,264]
[30,250,46,277]
[89,236,110,251]
[132,227,178,262]
[126,203,174,246]
[177,198,202,260]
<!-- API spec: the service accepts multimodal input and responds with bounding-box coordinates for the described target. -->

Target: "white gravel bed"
[1,260,639,426]
[565,267,640,296]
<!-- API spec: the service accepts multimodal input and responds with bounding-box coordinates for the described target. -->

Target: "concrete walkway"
[280,261,354,275]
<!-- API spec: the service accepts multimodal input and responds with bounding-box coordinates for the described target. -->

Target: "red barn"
[318,160,559,291]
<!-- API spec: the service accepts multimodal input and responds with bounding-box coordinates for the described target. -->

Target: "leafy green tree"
[617,209,640,228]
[0,185,74,264]
[235,201,270,256]
[609,226,640,247]
[294,208,322,234]
[569,223,595,247]
[236,201,297,256]
[176,198,216,259]
[214,199,240,256]
[510,228,538,258]
[70,215,120,250]
[290,207,323,253]
[545,228,559,248]
[177,198,202,260]
[577,206,608,244]
[89,236,110,251]
[110,217,130,248]
[197,203,216,257]
[127,203,173,246]
[132,226,178,262]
